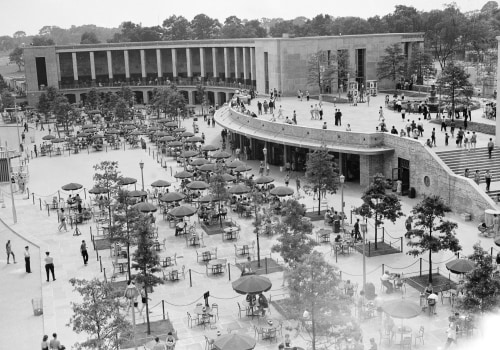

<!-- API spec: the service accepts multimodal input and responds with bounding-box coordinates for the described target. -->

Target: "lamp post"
[360,218,367,313]
[339,174,345,232]
[139,161,144,191]
[263,146,267,168]
[124,282,139,350]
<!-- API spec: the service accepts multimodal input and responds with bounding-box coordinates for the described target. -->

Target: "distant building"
[23,33,424,106]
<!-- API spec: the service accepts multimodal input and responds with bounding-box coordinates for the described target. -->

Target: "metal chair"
[400,336,412,349]
[414,326,424,346]
[237,302,247,318]
[211,303,219,322]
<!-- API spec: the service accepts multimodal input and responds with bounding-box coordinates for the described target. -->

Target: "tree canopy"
[9,47,24,71]
[376,43,406,82]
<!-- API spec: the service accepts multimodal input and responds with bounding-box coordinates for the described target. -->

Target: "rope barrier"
[385,260,420,270]
[162,295,204,307]
[341,265,382,277]
[383,227,403,240]
[421,255,456,264]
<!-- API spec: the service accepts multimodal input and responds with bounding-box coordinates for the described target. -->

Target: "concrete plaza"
[0,93,498,350]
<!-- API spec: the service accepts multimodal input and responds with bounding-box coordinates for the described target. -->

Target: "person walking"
[6,240,16,264]
[284,174,290,187]
[378,106,384,121]
[139,286,151,316]
[485,170,492,192]
[488,138,495,158]
[80,240,88,265]
[24,246,31,273]
[470,131,477,149]
[49,333,61,350]
[431,128,436,146]
[295,177,301,193]
[58,208,68,232]
[41,335,49,350]
[474,170,481,186]
[444,317,457,348]
[44,251,56,282]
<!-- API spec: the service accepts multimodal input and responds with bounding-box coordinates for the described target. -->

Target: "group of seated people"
[246,292,269,316]
[381,270,403,294]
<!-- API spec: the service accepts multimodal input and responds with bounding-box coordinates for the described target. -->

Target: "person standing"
[58,208,68,232]
[6,240,16,264]
[295,177,301,193]
[41,335,49,350]
[49,333,60,350]
[24,246,31,273]
[284,174,290,187]
[488,138,495,159]
[485,170,492,192]
[44,251,56,282]
[431,128,436,146]
[444,317,457,348]
[378,106,384,120]
[474,170,481,185]
[470,131,477,149]
[80,240,88,265]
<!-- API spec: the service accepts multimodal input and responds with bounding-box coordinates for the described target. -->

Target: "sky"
[0,0,486,37]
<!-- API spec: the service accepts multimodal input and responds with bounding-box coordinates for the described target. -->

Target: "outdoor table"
[161,255,176,267]
[193,305,213,325]
[394,326,412,344]
[207,259,226,275]
[116,258,128,273]
[260,320,278,341]
[236,244,250,256]
[187,233,201,247]
[243,300,261,319]
[223,226,239,241]
[201,250,212,262]
[317,229,332,243]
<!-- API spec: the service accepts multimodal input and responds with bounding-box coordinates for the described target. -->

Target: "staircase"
[435,147,500,201]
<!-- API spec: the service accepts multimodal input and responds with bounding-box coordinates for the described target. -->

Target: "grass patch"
[120,319,176,348]
[429,119,495,135]
[352,241,401,257]
[304,209,328,222]
[201,221,233,235]
[94,238,112,250]
[406,273,457,293]
[236,258,284,275]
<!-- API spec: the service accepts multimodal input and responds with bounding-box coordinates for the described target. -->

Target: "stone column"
[243,47,248,83]
[89,51,96,85]
[172,48,178,78]
[140,49,146,82]
[214,91,220,106]
[188,91,194,105]
[250,47,256,83]
[156,49,162,80]
[234,47,239,82]
[283,145,288,167]
[143,91,149,104]
[55,53,61,88]
[224,47,229,81]
[186,48,192,79]
[212,47,218,79]
[71,52,78,83]
[359,154,385,187]
[124,50,130,82]
[497,36,500,144]
[200,47,205,79]
[107,51,113,84]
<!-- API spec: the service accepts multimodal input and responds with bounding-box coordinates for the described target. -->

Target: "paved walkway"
[0,94,497,350]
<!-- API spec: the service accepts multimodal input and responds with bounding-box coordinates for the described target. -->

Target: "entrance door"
[393,157,410,195]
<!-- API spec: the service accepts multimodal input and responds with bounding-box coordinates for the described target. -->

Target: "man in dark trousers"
[44,251,55,282]
[24,246,31,273]
[488,138,495,159]
[80,240,88,265]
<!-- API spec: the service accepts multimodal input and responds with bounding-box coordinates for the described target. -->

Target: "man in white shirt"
[24,246,31,273]
[381,270,393,293]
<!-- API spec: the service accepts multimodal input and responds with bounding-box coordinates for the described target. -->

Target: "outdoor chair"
[204,335,214,350]
[379,328,392,346]
[211,303,219,322]
[237,302,247,318]
[400,336,412,349]
[414,326,424,346]
[187,312,198,328]
[254,325,265,340]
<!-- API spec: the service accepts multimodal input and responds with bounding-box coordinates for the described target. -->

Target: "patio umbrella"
[186,181,209,190]
[158,135,176,143]
[117,177,137,186]
[180,131,195,138]
[168,141,183,148]
[211,150,232,159]
[123,125,136,131]
[148,126,160,132]
[201,144,219,152]
[85,128,99,133]
[445,259,476,274]
[88,187,108,194]
[51,138,66,143]
[164,121,178,128]
[381,300,421,319]
[61,182,83,191]
[174,170,194,179]
[159,192,186,203]
[221,173,236,182]
[169,205,197,218]
[255,176,274,185]
[179,150,199,158]
[173,127,186,133]
[227,159,246,168]
[126,190,147,198]
[132,202,157,213]
[42,134,56,140]
[92,134,104,139]
[197,194,222,203]
[234,165,252,173]
[228,184,251,195]
[232,275,272,295]
[82,124,96,129]
[270,186,294,197]
[128,130,144,136]
[151,180,171,188]
[198,163,217,172]
[190,158,209,166]
[105,128,121,134]
[186,136,204,143]
[120,121,136,125]
[155,131,169,137]
[213,333,256,350]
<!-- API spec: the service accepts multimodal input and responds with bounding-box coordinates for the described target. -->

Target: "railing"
[57,78,255,91]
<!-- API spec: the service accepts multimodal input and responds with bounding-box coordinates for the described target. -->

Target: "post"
[162,300,165,320]
[58,190,60,202]
[228,263,231,281]
[368,241,371,257]
[39,198,42,210]
[265,257,268,274]
[99,256,102,272]
[419,258,422,276]
[139,161,145,191]
[382,264,385,275]
[400,237,403,252]
[84,188,87,199]
[340,175,345,231]
[32,193,35,204]
[362,222,366,299]
[27,188,29,199]
[382,227,385,243]
[189,269,192,287]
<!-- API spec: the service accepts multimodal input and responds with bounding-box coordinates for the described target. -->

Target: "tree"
[195,84,208,114]
[457,243,500,314]
[407,48,435,84]
[208,164,229,226]
[437,63,473,118]
[271,199,316,265]
[221,16,245,38]
[376,43,406,83]
[131,216,163,335]
[162,15,191,40]
[116,86,135,106]
[81,31,101,44]
[86,88,102,110]
[151,85,186,119]
[13,31,26,39]
[243,20,267,38]
[269,20,298,38]
[405,195,462,283]
[52,94,74,134]
[383,5,423,33]
[354,174,403,250]
[9,47,24,71]
[302,14,335,36]
[37,92,51,116]
[304,146,339,215]
[31,35,55,46]
[191,14,221,39]
[93,161,122,226]
[307,50,337,94]
[337,49,351,95]
[0,90,15,110]
[287,252,358,350]
[114,98,130,122]
[68,278,132,350]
